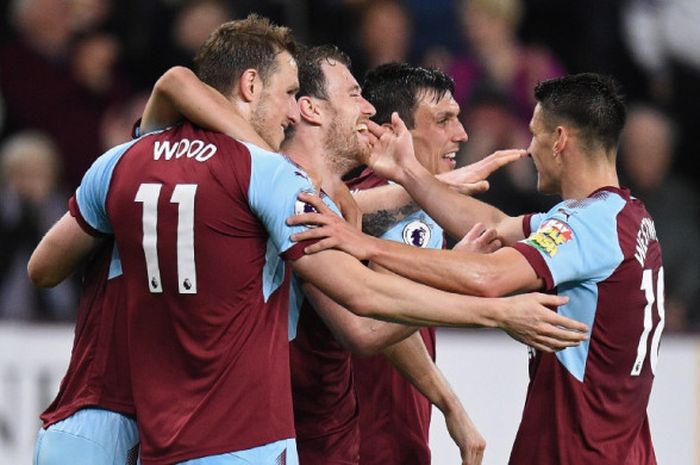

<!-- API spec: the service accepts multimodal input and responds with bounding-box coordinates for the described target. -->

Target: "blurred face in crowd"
[318,60,376,169]
[251,50,300,151]
[410,90,467,175]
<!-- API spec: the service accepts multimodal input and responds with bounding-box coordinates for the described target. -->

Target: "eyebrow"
[435,110,458,119]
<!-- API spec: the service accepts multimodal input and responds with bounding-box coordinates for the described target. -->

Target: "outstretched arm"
[383,332,485,465]
[354,150,524,240]
[290,249,587,352]
[28,212,101,287]
[290,192,537,297]
[301,279,419,356]
[140,66,271,149]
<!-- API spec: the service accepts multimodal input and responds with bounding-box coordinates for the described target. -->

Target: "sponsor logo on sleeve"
[524,219,573,257]
[402,220,431,248]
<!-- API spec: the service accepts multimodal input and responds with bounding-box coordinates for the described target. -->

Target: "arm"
[27,212,101,287]
[291,193,539,297]
[301,280,418,356]
[383,333,485,465]
[140,66,272,149]
[363,115,526,244]
[290,249,587,352]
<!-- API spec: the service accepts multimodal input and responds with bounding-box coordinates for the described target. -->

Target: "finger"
[303,238,338,254]
[540,322,589,342]
[478,226,498,242]
[481,149,527,173]
[287,213,330,226]
[390,111,408,134]
[367,119,387,138]
[465,222,486,241]
[297,192,333,214]
[460,180,489,195]
[485,239,502,253]
[290,227,331,242]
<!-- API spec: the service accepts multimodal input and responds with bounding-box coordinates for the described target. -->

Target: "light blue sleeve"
[245,143,341,255]
[379,210,444,250]
[75,140,139,234]
[523,195,627,286]
[528,212,547,234]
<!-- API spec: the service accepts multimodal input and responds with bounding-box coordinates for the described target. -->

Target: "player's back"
[104,123,295,465]
[511,187,662,465]
[40,239,133,426]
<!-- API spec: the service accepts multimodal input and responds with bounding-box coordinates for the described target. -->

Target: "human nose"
[453,120,468,142]
[361,97,376,117]
[287,97,300,124]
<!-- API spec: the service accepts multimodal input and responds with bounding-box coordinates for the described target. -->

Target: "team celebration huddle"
[28,13,663,465]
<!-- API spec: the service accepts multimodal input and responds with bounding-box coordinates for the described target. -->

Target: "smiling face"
[251,50,300,151]
[410,90,467,175]
[319,60,376,169]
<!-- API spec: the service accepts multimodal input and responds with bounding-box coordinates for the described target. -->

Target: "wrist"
[400,161,433,194]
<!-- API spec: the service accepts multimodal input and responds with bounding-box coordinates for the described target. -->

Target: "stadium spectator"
[0,131,76,321]
[619,103,700,332]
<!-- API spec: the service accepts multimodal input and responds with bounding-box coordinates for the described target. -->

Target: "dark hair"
[193,14,296,94]
[534,73,626,152]
[296,44,352,100]
[362,63,455,128]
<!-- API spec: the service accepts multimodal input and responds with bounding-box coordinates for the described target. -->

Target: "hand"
[437,149,527,194]
[288,192,374,260]
[453,223,502,254]
[365,113,422,184]
[444,407,486,465]
[498,293,588,352]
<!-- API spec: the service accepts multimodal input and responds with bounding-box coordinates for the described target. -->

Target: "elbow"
[341,293,377,319]
[467,269,509,297]
[343,337,383,357]
[27,261,59,288]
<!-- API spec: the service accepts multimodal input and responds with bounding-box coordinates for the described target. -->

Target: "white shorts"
[33,408,139,465]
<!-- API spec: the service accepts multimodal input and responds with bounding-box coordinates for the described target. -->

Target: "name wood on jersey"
[634,217,657,267]
[153,139,217,162]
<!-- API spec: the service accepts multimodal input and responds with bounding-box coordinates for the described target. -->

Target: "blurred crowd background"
[0,0,698,331]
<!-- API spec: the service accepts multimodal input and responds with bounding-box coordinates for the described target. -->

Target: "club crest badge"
[402,220,431,248]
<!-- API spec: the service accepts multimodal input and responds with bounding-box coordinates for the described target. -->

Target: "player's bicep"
[487,246,544,295]
[28,212,102,287]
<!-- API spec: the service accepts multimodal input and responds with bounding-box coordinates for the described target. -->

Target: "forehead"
[269,51,299,84]
[415,90,459,119]
[321,60,359,95]
[529,103,546,130]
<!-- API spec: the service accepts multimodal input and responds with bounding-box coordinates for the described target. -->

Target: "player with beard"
[343,63,485,465]
[140,46,589,465]
[290,73,663,465]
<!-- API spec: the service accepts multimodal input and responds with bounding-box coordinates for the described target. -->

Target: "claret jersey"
[72,122,337,465]
[347,168,440,465]
[510,186,662,465]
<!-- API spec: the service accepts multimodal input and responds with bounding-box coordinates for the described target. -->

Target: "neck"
[283,126,362,227]
[560,149,620,199]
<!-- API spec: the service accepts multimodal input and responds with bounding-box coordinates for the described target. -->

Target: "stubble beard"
[323,117,369,176]
[251,98,281,152]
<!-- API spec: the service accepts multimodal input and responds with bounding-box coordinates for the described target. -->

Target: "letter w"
[153,141,178,160]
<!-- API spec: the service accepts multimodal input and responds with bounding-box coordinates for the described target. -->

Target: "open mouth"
[356,123,369,134]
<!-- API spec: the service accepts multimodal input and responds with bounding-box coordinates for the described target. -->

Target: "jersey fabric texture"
[40,239,134,428]
[290,292,360,465]
[71,122,336,465]
[347,168,440,465]
[509,186,661,465]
